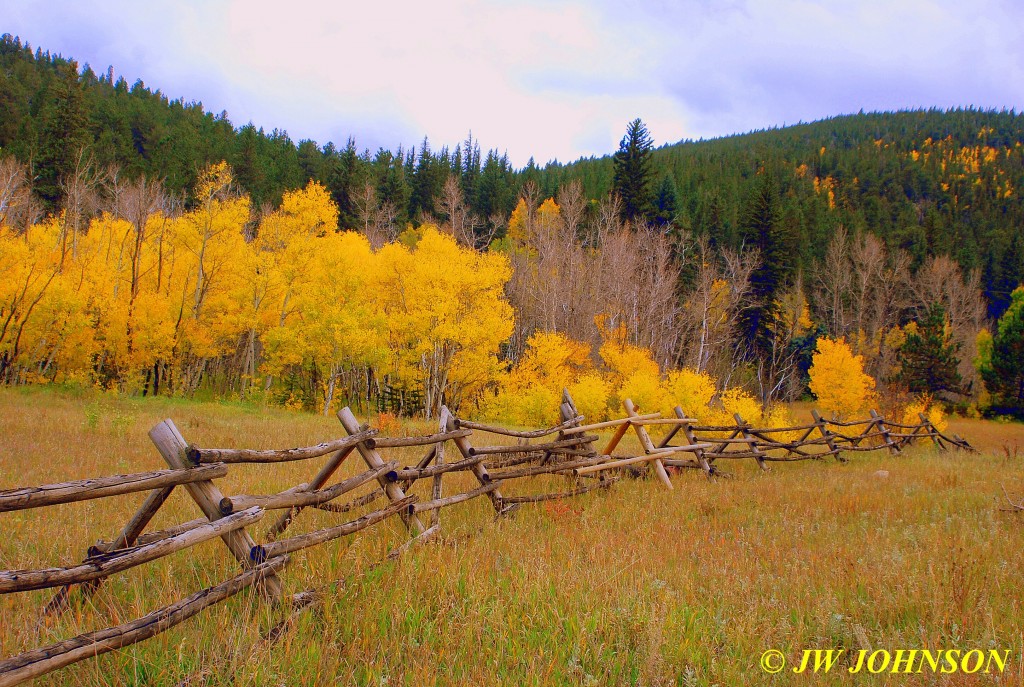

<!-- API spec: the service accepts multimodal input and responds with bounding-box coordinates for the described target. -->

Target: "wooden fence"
[0,392,973,686]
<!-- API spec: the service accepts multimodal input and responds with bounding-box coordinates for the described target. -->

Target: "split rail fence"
[0,392,973,686]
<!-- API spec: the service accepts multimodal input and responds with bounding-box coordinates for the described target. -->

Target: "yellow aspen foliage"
[662,368,716,419]
[901,393,948,433]
[507,197,560,249]
[535,198,561,238]
[567,372,610,423]
[370,225,513,417]
[618,370,671,417]
[0,216,96,384]
[241,181,342,394]
[172,163,250,359]
[597,318,660,384]
[760,404,800,441]
[483,330,596,426]
[508,330,591,392]
[507,198,529,244]
[597,317,663,413]
[714,387,763,424]
[808,336,876,418]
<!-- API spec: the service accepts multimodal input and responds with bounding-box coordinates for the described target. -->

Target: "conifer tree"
[612,118,654,224]
[737,171,794,355]
[983,286,1024,414]
[653,174,679,227]
[896,303,964,396]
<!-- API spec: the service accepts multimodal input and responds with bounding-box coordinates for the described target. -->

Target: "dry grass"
[1,387,1023,686]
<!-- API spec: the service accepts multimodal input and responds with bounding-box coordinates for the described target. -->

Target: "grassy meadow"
[0,386,1023,686]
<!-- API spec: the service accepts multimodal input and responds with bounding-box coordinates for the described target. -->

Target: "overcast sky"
[5,0,1024,166]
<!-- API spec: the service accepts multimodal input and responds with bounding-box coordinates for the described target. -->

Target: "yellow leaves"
[900,393,947,433]
[194,161,233,204]
[663,368,716,419]
[716,387,763,424]
[618,370,670,418]
[507,331,591,393]
[812,176,837,209]
[567,373,610,423]
[808,336,876,419]
[794,163,808,178]
[371,225,514,401]
[597,317,659,387]
[483,330,596,426]
[507,199,529,243]
[536,198,561,233]
[507,197,561,248]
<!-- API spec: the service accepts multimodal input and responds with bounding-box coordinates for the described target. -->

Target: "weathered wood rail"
[0,391,972,686]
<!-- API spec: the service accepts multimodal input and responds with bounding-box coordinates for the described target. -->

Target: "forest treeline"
[1,34,1023,419]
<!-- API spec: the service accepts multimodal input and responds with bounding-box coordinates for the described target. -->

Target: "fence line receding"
[0,392,973,687]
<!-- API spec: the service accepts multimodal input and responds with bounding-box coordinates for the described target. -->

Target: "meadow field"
[1,387,1023,686]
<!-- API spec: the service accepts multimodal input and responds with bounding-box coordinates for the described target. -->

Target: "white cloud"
[4,0,1023,166]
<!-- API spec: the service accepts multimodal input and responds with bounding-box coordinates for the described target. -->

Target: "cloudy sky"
[5,0,1023,166]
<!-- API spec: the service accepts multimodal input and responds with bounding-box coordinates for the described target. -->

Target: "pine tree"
[653,174,679,227]
[612,118,654,224]
[35,60,89,208]
[983,286,1024,414]
[896,304,964,396]
[737,171,794,354]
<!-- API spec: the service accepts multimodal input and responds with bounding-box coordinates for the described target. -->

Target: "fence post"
[734,413,768,471]
[149,420,284,601]
[441,405,510,515]
[870,410,900,455]
[623,399,673,490]
[431,408,448,529]
[918,412,944,449]
[337,407,426,535]
[670,406,714,478]
[811,409,844,462]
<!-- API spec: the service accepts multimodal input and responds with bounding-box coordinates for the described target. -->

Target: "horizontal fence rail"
[0,390,973,686]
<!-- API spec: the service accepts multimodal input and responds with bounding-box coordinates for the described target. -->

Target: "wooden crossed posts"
[0,394,974,687]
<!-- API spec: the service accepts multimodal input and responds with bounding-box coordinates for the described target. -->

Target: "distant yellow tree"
[663,368,717,419]
[900,392,948,432]
[597,317,665,412]
[371,225,513,418]
[482,330,595,426]
[808,336,876,418]
[567,372,610,423]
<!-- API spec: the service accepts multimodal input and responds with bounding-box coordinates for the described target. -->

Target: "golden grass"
[0,387,1023,686]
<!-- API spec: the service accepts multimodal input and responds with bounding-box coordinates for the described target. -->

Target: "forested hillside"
[542,110,1024,319]
[2,34,1023,419]
[3,34,1022,315]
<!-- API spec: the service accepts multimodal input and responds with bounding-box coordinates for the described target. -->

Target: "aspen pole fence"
[0,391,974,686]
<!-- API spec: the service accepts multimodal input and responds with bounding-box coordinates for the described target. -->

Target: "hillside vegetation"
[2,34,1023,423]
